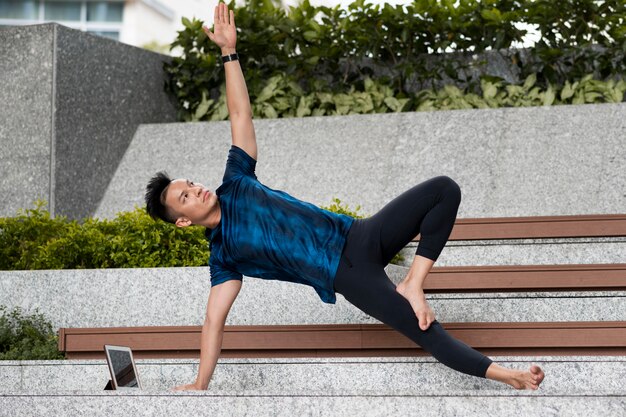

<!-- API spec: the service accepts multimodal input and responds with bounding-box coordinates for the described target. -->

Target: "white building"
[0,0,224,54]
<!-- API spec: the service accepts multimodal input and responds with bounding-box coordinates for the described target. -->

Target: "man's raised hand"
[203,2,237,51]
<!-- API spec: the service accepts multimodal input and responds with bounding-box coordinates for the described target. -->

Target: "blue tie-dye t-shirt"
[205,145,355,304]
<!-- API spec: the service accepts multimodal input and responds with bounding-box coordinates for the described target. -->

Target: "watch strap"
[221,52,239,63]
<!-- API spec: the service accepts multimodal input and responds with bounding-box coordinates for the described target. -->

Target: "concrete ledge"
[397,236,626,267]
[1,268,625,328]
[2,394,625,417]
[96,102,626,219]
[2,357,624,416]
[1,357,625,394]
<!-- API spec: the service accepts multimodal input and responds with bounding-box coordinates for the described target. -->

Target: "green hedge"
[165,0,626,121]
[1,199,401,270]
[0,305,64,360]
[0,201,209,270]
[194,72,626,120]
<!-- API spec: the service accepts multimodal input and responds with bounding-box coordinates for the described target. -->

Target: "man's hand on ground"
[172,382,204,391]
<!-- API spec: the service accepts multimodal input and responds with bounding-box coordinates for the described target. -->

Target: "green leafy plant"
[522,0,626,86]
[414,73,626,111]
[0,201,209,270]
[321,197,365,219]
[0,305,64,360]
[165,0,625,122]
[194,70,625,119]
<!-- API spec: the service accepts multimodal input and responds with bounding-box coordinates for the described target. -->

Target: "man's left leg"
[333,260,493,378]
[334,263,545,388]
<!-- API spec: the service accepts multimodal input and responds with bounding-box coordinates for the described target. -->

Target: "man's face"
[164,179,218,227]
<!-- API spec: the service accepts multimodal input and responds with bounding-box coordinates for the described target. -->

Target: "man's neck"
[205,204,222,229]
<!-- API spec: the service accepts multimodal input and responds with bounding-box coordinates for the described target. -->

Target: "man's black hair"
[145,171,175,224]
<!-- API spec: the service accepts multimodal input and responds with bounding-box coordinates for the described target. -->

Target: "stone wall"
[0,23,177,219]
[96,102,626,219]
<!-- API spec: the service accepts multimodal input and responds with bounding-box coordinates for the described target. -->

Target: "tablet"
[103,345,142,390]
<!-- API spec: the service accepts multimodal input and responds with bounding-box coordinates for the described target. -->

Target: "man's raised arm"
[203,1,257,160]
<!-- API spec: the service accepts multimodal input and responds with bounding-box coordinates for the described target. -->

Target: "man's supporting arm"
[195,279,242,389]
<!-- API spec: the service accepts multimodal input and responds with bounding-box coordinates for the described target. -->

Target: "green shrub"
[523,0,626,85]
[190,71,625,120]
[414,73,626,111]
[321,197,365,219]
[0,305,64,360]
[0,201,209,270]
[165,0,625,121]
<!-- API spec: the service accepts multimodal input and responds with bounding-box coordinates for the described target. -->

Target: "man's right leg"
[360,175,462,329]
[365,175,462,265]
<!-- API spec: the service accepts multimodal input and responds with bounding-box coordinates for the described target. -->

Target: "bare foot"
[487,363,545,390]
[396,280,435,331]
[509,365,545,390]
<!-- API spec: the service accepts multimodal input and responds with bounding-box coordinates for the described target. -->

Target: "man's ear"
[175,217,192,228]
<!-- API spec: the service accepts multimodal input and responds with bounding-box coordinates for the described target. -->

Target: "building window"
[87,29,117,40]
[0,1,39,19]
[0,0,123,41]
[44,1,81,21]
[87,1,123,22]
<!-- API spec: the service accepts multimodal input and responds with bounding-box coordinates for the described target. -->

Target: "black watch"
[221,53,239,63]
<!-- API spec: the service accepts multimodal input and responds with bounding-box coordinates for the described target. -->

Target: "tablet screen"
[106,346,140,388]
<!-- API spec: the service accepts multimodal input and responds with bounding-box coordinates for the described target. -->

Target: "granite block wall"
[96,102,626,219]
[0,23,177,219]
[0,25,54,217]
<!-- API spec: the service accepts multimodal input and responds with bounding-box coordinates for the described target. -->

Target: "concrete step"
[1,356,625,394]
[396,236,626,267]
[1,268,625,328]
[1,392,624,417]
[1,357,625,416]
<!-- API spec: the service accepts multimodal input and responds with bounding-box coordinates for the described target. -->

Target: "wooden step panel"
[420,263,626,292]
[422,214,626,240]
[59,322,626,359]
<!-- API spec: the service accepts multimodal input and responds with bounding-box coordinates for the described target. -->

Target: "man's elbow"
[205,314,223,326]
[204,314,227,332]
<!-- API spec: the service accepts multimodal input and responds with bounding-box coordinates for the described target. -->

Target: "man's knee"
[435,175,461,204]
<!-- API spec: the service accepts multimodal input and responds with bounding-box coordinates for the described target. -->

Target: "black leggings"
[332,176,493,378]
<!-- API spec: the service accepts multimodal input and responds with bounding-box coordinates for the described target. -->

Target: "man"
[145,2,545,391]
